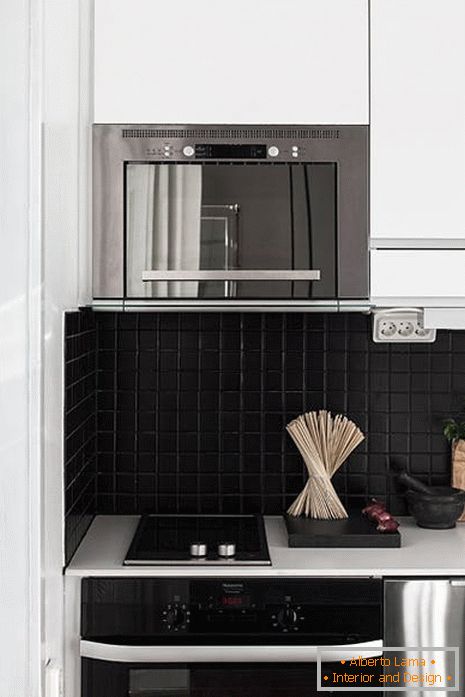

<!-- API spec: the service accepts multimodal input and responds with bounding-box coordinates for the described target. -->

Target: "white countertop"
[65,515,465,577]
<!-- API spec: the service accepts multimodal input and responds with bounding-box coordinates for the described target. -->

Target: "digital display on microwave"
[195,144,267,159]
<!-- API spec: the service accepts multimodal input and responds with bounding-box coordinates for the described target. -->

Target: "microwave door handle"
[80,639,382,664]
[141,270,321,282]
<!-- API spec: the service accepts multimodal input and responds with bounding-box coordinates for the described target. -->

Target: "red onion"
[363,498,400,533]
[375,510,393,523]
[367,507,387,520]
[376,518,400,533]
[362,499,386,518]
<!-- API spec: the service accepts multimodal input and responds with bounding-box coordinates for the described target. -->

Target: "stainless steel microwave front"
[92,124,368,308]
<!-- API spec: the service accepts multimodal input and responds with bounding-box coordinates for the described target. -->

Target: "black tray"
[284,513,401,548]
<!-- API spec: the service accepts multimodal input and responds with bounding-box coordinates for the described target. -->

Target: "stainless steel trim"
[80,639,383,664]
[141,270,321,282]
[91,299,375,313]
[123,299,339,308]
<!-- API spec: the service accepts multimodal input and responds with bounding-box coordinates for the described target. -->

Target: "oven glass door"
[125,162,337,300]
[83,659,383,696]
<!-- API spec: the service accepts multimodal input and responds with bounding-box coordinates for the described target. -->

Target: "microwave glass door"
[125,163,337,300]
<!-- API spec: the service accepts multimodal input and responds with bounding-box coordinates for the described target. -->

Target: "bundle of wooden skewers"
[286,410,365,519]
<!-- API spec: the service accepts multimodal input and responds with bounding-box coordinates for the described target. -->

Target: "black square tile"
[65,310,460,530]
[118,331,137,351]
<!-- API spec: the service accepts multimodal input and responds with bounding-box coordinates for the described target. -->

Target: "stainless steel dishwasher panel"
[384,579,465,696]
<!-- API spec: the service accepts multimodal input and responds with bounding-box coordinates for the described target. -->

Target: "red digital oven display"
[220,595,251,608]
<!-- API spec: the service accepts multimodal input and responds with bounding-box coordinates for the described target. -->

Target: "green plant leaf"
[443,419,459,442]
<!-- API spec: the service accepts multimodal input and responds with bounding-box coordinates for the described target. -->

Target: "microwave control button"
[268,145,279,158]
[183,145,195,157]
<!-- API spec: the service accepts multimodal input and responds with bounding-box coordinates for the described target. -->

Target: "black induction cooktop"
[124,514,271,566]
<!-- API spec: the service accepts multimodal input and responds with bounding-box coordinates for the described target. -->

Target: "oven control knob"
[272,604,303,632]
[163,604,190,631]
[277,606,297,627]
[183,145,195,157]
[268,145,279,158]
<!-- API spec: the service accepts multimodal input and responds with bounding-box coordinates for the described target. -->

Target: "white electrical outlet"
[372,309,436,343]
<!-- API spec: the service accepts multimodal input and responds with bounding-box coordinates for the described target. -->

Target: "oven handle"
[142,270,321,282]
[80,639,382,663]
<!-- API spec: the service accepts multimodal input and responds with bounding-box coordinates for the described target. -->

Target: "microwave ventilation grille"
[121,128,341,140]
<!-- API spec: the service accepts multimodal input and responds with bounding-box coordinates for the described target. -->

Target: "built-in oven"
[80,577,383,696]
[92,124,368,310]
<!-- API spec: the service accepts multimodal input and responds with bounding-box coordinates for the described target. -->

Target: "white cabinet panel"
[371,0,465,239]
[371,250,465,299]
[94,0,368,124]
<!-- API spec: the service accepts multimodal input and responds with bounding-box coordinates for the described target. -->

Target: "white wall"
[42,0,93,692]
[0,0,41,694]
[0,0,92,694]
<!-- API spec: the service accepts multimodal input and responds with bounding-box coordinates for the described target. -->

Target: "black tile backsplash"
[64,310,97,563]
[65,310,465,557]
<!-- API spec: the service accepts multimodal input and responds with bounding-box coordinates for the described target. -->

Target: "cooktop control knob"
[218,542,236,558]
[183,145,195,157]
[162,603,190,631]
[272,604,303,632]
[190,541,207,558]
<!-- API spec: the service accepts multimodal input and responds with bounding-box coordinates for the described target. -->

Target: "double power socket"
[372,309,436,343]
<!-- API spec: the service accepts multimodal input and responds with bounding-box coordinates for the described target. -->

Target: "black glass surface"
[82,577,382,641]
[124,515,270,564]
[83,660,383,697]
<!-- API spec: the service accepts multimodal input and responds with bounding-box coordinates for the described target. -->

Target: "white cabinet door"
[371,0,465,239]
[371,250,465,300]
[94,0,368,124]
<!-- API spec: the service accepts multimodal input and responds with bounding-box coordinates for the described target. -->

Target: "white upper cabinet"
[94,0,369,124]
[371,0,465,239]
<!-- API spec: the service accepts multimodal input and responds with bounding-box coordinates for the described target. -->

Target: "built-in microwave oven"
[93,124,368,310]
